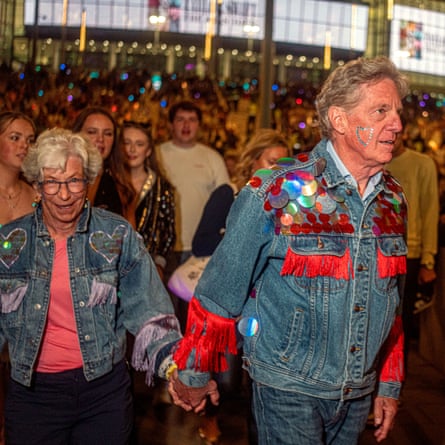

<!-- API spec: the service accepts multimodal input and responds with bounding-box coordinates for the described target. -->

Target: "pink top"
[36,239,83,372]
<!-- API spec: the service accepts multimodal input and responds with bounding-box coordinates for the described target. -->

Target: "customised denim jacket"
[175,139,407,400]
[0,203,181,387]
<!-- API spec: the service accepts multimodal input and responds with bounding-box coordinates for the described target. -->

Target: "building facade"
[1,0,444,92]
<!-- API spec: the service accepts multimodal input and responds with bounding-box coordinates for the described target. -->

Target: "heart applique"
[89,225,128,264]
[0,228,27,269]
[356,126,375,147]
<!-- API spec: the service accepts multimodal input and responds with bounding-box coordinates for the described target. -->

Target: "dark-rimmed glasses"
[38,178,88,195]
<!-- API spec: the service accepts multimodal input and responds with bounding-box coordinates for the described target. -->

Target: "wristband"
[165,362,178,380]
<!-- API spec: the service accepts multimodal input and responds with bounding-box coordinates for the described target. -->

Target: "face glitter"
[356,126,375,147]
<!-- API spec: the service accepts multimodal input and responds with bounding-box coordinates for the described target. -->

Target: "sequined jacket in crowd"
[174,138,407,401]
[0,203,181,387]
[94,168,123,216]
[135,174,175,269]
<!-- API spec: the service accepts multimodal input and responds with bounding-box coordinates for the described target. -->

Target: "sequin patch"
[89,225,128,263]
[371,177,406,235]
[261,157,355,235]
[250,168,274,189]
[0,228,27,269]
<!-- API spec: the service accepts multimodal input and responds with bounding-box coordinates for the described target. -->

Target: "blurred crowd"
[1,62,445,168]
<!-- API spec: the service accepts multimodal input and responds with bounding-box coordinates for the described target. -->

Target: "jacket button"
[84,335,91,341]
[79,301,85,307]
[354,305,363,312]
[357,264,364,271]
[34,304,41,310]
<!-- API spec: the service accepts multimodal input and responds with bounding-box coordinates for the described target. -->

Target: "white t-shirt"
[157,141,230,252]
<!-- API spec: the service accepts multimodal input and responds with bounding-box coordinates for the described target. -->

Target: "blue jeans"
[252,382,372,445]
[5,361,133,445]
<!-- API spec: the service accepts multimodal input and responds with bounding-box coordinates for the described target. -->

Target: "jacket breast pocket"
[374,237,407,293]
[88,271,118,308]
[281,236,352,290]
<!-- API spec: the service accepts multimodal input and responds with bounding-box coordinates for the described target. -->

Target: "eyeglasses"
[38,178,88,195]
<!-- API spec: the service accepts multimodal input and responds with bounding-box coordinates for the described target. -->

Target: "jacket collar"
[34,200,92,237]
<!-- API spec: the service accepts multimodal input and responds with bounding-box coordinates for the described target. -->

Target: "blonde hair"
[233,129,289,191]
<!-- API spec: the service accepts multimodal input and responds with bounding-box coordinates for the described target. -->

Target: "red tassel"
[280,247,352,280]
[173,298,237,372]
[380,315,405,382]
[377,249,407,278]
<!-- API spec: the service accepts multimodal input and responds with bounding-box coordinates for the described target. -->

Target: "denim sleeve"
[119,229,178,331]
[194,185,275,317]
[118,228,182,383]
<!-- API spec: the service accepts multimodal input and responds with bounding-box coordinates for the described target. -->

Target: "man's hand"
[373,396,398,442]
[168,370,219,413]
[418,266,436,285]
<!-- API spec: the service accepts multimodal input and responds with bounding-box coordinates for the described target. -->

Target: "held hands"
[168,369,220,413]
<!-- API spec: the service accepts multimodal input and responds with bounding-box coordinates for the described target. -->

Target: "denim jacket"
[0,203,181,387]
[175,139,407,400]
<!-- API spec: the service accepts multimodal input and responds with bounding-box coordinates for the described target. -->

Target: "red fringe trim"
[173,298,238,373]
[379,315,405,382]
[377,249,406,278]
[280,247,352,280]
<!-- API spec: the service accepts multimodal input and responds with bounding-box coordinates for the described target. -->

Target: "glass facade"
[24,0,368,51]
[1,0,442,91]
[274,1,368,51]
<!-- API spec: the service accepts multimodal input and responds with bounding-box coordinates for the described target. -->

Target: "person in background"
[169,56,409,445]
[386,132,439,362]
[0,128,218,444]
[73,107,135,223]
[0,111,37,445]
[232,128,292,192]
[120,120,176,282]
[222,148,239,183]
[156,100,230,328]
[0,111,37,226]
[193,129,291,259]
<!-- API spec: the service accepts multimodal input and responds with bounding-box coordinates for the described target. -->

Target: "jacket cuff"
[376,380,401,399]
[178,369,210,387]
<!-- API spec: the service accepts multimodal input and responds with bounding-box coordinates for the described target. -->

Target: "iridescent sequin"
[251,156,405,238]
[259,157,350,234]
[238,317,259,337]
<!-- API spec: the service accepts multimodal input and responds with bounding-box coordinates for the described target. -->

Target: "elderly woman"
[0,128,195,444]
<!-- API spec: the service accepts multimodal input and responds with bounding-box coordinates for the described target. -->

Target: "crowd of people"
[0,55,443,445]
[1,62,445,162]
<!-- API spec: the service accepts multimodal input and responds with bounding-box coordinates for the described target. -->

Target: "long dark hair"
[73,107,136,217]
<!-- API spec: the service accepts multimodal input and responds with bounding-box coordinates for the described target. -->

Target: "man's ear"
[328,106,347,134]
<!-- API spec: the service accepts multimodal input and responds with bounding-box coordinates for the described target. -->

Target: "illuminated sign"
[390,5,445,76]
[25,0,368,52]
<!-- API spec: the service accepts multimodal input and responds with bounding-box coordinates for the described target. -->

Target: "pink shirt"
[36,239,83,372]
